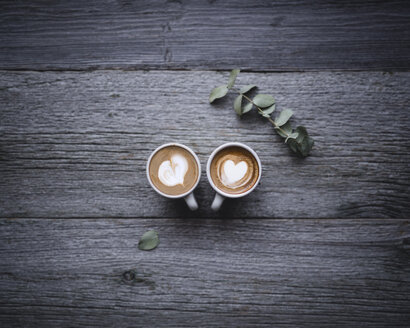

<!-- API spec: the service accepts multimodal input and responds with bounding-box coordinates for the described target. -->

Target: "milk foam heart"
[221,160,248,186]
[158,154,188,186]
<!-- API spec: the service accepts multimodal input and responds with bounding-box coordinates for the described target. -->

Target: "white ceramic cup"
[146,143,201,211]
[207,142,262,211]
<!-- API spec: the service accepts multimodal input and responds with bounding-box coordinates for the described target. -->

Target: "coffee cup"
[207,142,262,211]
[147,143,201,211]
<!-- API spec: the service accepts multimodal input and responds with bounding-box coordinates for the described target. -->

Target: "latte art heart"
[158,154,188,187]
[149,145,199,196]
[210,146,259,195]
[221,160,248,186]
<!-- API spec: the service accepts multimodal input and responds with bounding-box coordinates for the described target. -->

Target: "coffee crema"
[210,146,259,195]
[149,145,199,196]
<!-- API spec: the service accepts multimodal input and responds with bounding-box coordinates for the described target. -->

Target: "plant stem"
[238,91,290,138]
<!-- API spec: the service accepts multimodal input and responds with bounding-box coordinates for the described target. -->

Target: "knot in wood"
[122,270,136,282]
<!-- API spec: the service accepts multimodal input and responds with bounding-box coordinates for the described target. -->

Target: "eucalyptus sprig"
[209,69,314,157]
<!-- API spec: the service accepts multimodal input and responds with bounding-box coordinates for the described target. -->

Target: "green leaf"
[227,69,240,89]
[294,126,308,143]
[285,132,299,143]
[234,95,243,116]
[240,84,257,94]
[259,104,276,118]
[286,126,314,157]
[287,138,298,153]
[275,121,292,138]
[138,230,159,251]
[275,109,293,127]
[284,126,310,155]
[209,85,228,103]
[253,94,275,108]
[297,136,314,157]
[294,126,314,157]
[242,102,253,114]
[302,136,314,156]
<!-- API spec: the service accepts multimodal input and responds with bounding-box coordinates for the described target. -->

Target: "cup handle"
[184,192,198,211]
[211,193,225,211]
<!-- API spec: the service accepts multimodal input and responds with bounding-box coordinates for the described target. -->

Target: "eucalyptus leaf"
[227,69,240,89]
[300,136,314,157]
[294,126,308,143]
[296,136,313,157]
[276,121,292,138]
[209,85,228,103]
[285,126,314,157]
[288,138,298,153]
[138,230,159,251]
[265,104,276,113]
[275,109,293,127]
[242,102,253,114]
[253,94,275,108]
[285,132,299,143]
[293,126,314,157]
[234,95,243,116]
[259,104,275,117]
[240,84,257,94]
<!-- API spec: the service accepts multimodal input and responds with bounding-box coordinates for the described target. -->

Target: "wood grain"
[0,0,409,71]
[0,218,409,327]
[1,70,409,219]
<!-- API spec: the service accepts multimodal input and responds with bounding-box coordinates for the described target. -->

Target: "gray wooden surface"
[0,218,409,327]
[1,71,409,219]
[0,0,409,71]
[1,1,410,327]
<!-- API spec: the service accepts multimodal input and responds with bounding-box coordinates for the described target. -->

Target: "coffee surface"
[210,146,259,195]
[149,145,199,196]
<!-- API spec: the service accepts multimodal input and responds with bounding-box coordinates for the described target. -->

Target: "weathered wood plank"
[0,0,409,70]
[0,71,409,219]
[0,218,409,327]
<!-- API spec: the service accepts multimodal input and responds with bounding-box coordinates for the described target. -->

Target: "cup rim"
[206,142,262,198]
[146,143,201,199]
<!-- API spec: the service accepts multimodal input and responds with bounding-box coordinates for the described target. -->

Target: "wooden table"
[1,1,409,326]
